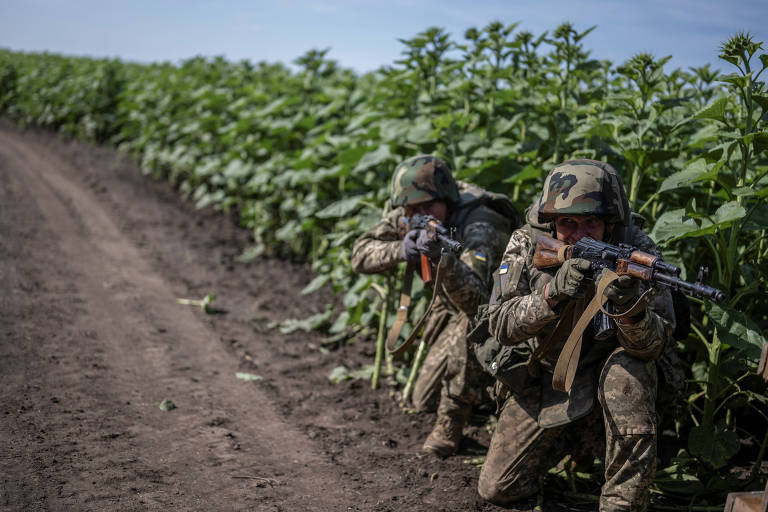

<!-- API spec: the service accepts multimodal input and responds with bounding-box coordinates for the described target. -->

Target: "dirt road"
[0,124,512,511]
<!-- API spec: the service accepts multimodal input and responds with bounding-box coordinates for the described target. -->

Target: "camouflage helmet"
[537,159,630,225]
[390,155,459,208]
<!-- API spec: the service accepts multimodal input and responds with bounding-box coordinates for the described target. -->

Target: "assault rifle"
[533,234,725,340]
[399,214,462,287]
[386,214,463,360]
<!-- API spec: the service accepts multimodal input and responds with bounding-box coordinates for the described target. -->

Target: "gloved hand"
[547,258,591,302]
[603,274,641,307]
[401,229,441,262]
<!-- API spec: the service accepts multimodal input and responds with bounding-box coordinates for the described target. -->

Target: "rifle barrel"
[654,272,725,302]
[437,234,462,253]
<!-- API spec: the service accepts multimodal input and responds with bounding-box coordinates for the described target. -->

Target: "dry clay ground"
[0,123,563,511]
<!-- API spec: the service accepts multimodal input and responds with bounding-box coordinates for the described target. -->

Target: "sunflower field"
[1,22,766,507]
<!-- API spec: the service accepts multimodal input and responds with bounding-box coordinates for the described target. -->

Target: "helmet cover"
[537,159,630,225]
[390,155,459,208]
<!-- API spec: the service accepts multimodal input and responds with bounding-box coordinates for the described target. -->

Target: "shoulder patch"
[473,252,487,262]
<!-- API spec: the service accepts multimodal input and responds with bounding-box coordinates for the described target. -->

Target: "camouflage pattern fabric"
[351,180,514,416]
[481,221,674,511]
[479,347,657,512]
[537,160,630,226]
[389,155,460,208]
[412,309,491,415]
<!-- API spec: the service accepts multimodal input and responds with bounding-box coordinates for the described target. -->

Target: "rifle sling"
[552,269,653,392]
[386,257,445,358]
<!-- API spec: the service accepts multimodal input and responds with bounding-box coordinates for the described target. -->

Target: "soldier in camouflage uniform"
[478,160,676,511]
[351,155,518,457]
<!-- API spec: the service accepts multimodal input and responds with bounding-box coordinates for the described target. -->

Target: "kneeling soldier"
[479,160,677,511]
[351,155,518,457]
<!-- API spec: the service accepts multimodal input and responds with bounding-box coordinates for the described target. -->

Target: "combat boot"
[422,413,464,457]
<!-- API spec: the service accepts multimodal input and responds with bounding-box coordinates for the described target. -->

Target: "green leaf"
[732,187,755,197]
[703,302,765,361]
[718,72,748,90]
[650,202,746,244]
[235,372,263,381]
[650,209,700,243]
[349,364,375,380]
[651,463,706,495]
[622,148,676,169]
[714,200,747,223]
[237,244,266,262]
[659,159,722,192]
[301,274,330,295]
[503,163,542,184]
[158,399,177,411]
[406,117,436,144]
[378,118,410,142]
[328,366,351,384]
[693,97,729,123]
[268,309,333,334]
[688,423,740,469]
[337,146,370,167]
[328,364,373,383]
[315,195,364,219]
[353,144,393,173]
[328,310,350,334]
[222,158,253,180]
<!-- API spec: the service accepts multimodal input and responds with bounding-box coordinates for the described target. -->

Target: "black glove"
[604,274,641,307]
[400,229,441,262]
[416,229,441,260]
[547,258,591,302]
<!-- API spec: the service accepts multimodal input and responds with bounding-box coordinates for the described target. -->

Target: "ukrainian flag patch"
[473,252,487,262]
[499,263,509,275]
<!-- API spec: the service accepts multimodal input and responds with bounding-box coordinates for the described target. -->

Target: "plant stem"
[401,338,428,405]
[701,330,722,430]
[630,164,641,210]
[371,294,388,390]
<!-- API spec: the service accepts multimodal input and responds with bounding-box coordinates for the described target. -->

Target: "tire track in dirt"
[0,128,355,510]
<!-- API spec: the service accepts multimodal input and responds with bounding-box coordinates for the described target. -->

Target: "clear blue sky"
[1,0,766,74]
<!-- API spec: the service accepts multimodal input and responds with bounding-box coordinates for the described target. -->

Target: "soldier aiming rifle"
[351,154,519,457]
[474,159,723,511]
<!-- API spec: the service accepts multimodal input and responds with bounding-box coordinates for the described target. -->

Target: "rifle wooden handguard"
[533,236,571,269]
[616,259,653,280]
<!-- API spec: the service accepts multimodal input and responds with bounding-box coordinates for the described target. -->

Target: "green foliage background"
[1,22,766,506]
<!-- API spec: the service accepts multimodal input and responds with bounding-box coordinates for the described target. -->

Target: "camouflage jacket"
[351,181,516,322]
[488,223,676,368]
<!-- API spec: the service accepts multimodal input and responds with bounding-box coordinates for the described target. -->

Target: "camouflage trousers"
[478,348,658,512]
[411,313,490,418]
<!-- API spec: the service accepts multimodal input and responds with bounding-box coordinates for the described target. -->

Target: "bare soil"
[0,123,542,511]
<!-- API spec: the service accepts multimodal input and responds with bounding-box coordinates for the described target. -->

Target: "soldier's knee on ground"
[477,470,538,506]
